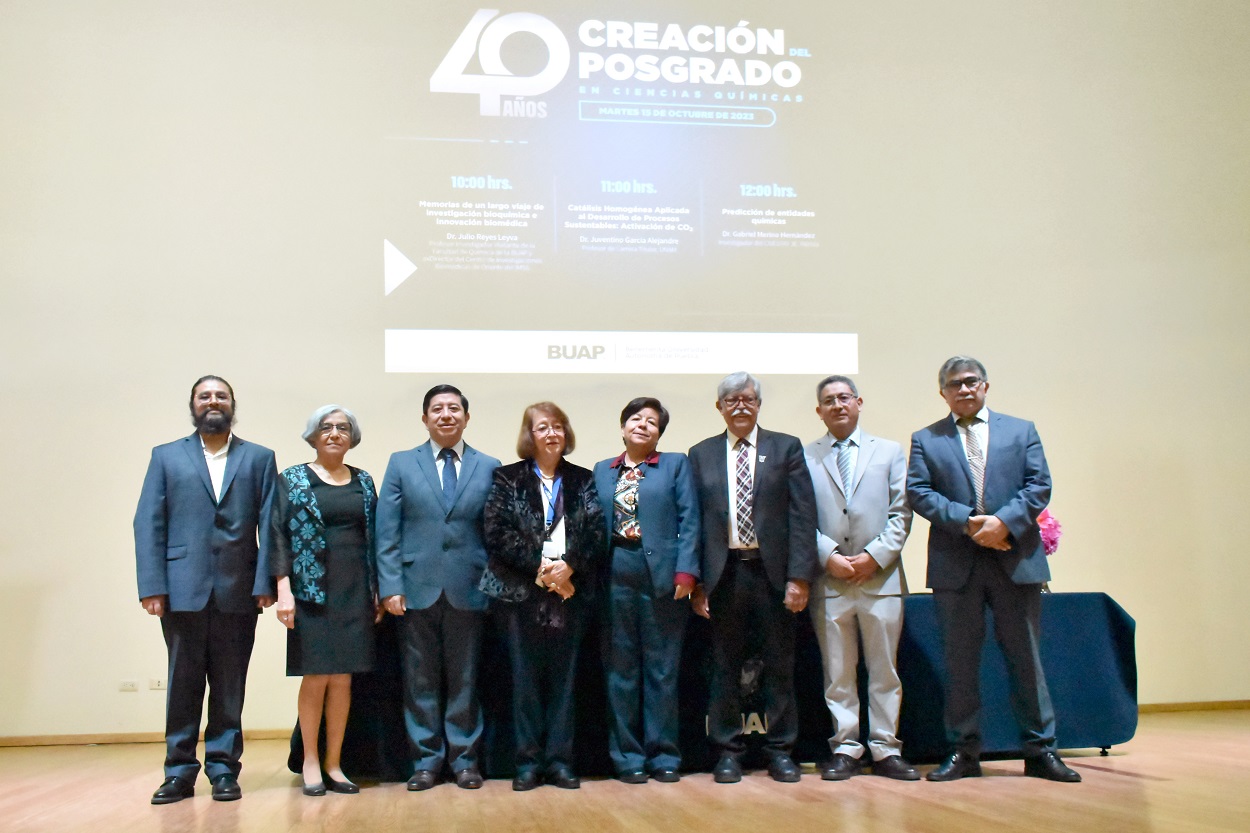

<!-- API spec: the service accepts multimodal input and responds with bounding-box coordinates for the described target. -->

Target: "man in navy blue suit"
[135,376,278,804]
[907,356,1080,783]
[377,384,501,790]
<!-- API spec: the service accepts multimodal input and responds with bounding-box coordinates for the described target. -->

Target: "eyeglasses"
[722,395,758,407]
[820,394,857,406]
[942,376,984,392]
[318,423,353,436]
[531,423,565,436]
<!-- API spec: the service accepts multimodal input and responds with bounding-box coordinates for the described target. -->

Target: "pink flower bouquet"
[1038,508,1062,555]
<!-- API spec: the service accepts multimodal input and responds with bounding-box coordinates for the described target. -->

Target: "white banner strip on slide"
[385,330,857,375]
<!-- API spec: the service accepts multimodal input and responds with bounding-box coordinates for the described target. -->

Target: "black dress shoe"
[151,776,194,805]
[617,769,648,784]
[819,754,860,781]
[650,767,680,783]
[1024,752,1082,783]
[512,770,541,791]
[871,755,920,781]
[767,754,801,783]
[325,775,359,794]
[712,755,743,783]
[407,770,438,791]
[455,768,484,789]
[926,751,982,782]
[302,781,327,797]
[546,766,580,789]
[210,773,241,801]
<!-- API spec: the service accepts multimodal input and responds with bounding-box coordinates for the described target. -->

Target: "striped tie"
[734,438,756,545]
[836,439,853,495]
[958,416,986,513]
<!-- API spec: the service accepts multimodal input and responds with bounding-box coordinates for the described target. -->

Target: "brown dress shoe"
[820,754,861,781]
[871,755,920,781]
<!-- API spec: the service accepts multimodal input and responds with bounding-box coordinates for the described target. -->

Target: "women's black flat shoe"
[326,776,360,794]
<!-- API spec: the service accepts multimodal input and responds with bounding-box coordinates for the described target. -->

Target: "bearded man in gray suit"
[135,375,278,805]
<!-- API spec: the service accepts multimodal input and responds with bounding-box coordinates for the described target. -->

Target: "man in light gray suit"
[805,375,916,782]
[377,384,501,790]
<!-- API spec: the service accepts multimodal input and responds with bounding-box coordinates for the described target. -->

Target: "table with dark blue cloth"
[290,591,1136,778]
[890,591,1138,761]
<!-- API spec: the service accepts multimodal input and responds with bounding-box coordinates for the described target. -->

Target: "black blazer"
[688,427,819,595]
[482,458,608,602]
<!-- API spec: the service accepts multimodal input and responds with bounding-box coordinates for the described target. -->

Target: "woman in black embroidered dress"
[481,402,607,791]
[271,405,378,797]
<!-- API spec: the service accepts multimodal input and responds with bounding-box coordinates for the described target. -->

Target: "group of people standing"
[134,356,1080,805]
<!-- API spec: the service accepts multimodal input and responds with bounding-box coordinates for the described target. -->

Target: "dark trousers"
[602,542,690,774]
[400,596,485,775]
[160,605,257,781]
[500,592,589,775]
[707,556,798,759]
[933,557,1056,757]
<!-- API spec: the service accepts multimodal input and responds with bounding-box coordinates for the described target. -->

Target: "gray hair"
[717,371,762,403]
[301,404,362,448]
[815,374,859,400]
[938,356,989,388]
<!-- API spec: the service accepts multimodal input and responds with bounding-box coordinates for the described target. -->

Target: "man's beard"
[194,408,233,435]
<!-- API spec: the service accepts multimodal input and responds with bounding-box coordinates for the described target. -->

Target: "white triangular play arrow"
[383,239,418,295]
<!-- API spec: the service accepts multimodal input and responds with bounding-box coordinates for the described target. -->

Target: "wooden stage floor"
[2,710,1247,833]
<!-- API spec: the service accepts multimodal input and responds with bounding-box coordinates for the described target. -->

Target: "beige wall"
[2,0,1248,737]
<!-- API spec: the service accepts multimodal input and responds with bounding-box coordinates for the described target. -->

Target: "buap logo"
[431,9,570,116]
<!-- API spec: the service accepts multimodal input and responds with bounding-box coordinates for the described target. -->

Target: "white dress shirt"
[431,438,466,480]
[725,426,760,549]
[201,434,231,502]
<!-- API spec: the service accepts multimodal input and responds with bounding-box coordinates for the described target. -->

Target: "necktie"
[439,446,457,509]
[836,439,853,495]
[734,438,756,545]
[958,417,985,513]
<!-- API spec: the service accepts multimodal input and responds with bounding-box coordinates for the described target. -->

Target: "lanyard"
[533,462,563,529]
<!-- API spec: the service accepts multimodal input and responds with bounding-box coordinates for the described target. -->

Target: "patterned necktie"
[734,438,756,545]
[613,464,643,540]
[835,439,853,495]
[439,446,458,509]
[958,417,985,513]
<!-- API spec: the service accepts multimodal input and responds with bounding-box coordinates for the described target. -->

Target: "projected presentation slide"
[380,3,853,374]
